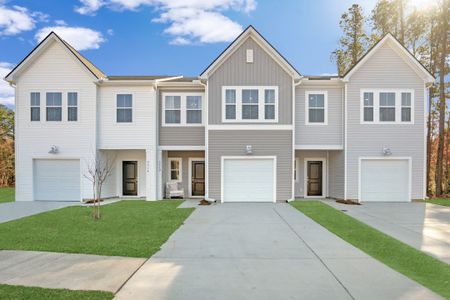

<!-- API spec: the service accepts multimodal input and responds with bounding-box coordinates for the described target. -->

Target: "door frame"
[120,160,139,197]
[220,156,277,203]
[358,156,412,203]
[188,157,205,198]
[303,157,327,198]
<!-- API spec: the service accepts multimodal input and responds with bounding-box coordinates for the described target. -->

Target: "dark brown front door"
[123,161,137,196]
[191,161,205,196]
[307,161,323,196]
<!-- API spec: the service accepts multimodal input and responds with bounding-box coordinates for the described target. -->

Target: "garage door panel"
[34,159,80,201]
[361,159,409,202]
[223,158,275,202]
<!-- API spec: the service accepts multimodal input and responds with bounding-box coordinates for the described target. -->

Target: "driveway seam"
[113,256,151,294]
[272,207,356,300]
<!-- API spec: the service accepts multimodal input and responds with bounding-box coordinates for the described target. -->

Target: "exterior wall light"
[246,145,253,155]
[382,146,392,156]
[48,145,59,154]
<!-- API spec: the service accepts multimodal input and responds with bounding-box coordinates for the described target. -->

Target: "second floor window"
[222,86,278,122]
[68,92,78,122]
[30,92,40,121]
[117,94,132,123]
[162,93,203,126]
[46,92,62,121]
[306,91,327,125]
[361,90,414,124]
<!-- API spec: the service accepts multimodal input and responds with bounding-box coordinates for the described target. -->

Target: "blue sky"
[0,0,381,107]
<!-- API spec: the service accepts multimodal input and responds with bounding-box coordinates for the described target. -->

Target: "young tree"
[435,0,449,196]
[84,152,115,220]
[332,4,368,75]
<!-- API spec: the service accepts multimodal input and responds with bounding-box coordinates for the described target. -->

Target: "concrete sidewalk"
[116,203,441,300]
[0,201,78,223]
[0,250,145,292]
[324,201,450,265]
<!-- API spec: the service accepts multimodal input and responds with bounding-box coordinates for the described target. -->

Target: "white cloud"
[55,20,67,26]
[75,0,256,44]
[0,5,35,35]
[35,26,105,51]
[319,73,339,76]
[107,28,114,36]
[0,62,15,107]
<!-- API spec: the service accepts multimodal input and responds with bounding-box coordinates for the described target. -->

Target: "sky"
[0,0,383,108]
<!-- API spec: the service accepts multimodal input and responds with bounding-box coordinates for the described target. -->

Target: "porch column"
[157,150,164,199]
[146,148,157,201]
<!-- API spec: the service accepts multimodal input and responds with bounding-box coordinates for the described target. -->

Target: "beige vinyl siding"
[295,86,343,146]
[98,86,157,149]
[159,89,205,146]
[163,151,205,197]
[15,40,97,201]
[346,41,425,200]
[208,37,293,124]
[208,130,292,201]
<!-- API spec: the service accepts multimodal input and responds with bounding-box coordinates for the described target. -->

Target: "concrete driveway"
[0,201,78,223]
[116,203,440,300]
[325,201,450,265]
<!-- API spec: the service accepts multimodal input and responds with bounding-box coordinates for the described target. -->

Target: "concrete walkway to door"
[0,201,78,223]
[115,203,440,300]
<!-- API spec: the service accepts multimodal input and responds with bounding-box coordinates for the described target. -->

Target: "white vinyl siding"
[34,159,80,201]
[30,92,40,121]
[305,91,328,125]
[116,94,132,123]
[162,92,204,126]
[222,157,276,202]
[360,89,414,124]
[360,158,410,202]
[67,92,78,121]
[222,86,278,122]
[46,92,62,121]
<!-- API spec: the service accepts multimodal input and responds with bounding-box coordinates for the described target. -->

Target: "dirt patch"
[336,199,361,205]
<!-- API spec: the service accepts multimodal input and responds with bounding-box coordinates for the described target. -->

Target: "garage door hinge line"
[272,207,355,300]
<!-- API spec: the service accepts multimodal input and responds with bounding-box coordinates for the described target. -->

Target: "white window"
[246,49,254,63]
[305,91,328,125]
[294,158,299,182]
[116,94,132,123]
[222,86,278,122]
[67,92,78,122]
[46,92,62,121]
[360,89,414,124]
[168,158,182,181]
[30,92,40,121]
[162,93,203,126]
[186,96,202,124]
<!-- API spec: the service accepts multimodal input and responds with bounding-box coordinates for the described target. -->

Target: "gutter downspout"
[196,79,209,201]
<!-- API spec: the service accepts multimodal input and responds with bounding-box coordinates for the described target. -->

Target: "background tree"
[0,105,14,187]
[332,4,368,75]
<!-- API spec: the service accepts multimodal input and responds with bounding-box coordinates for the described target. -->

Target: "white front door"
[222,157,276,202]
[360,159,410,202]
[34,159,80,201]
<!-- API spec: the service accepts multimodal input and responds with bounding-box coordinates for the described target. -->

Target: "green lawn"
[0,284,113,300]
[0,187,14,203]
[0,200,194,258]
[291,201,450,299]
[427,198,450,207]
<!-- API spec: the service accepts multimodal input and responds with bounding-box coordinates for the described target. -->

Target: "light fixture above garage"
[382,146,392,156]
[245,145,253,155]
[48,145,59,154]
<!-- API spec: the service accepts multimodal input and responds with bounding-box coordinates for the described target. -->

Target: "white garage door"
[360,159,410,202]
[34,159,80,201]
[223,158,275,202]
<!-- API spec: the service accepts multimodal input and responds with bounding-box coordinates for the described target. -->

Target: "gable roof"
[200,25,301,79]
[342,33,434,83]
[5,32,106,82]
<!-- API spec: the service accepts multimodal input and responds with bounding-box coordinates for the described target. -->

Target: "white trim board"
[159,146,205,151]
[357,156,412,203]
[188,157,205,198]
[220,155,277,203]
[303,158,327,199]
[208,124,292,130]
[295,145,343,150]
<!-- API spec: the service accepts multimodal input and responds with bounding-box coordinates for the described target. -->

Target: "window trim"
[360,89,415,124]
[116,93,134,124]
[168,157,182,182]
[305,91,328,125]
[221,86,278,123]
[162,92,204,127]
[30,92,40,122]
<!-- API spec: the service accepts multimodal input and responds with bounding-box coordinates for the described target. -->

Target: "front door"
[123,161,137,196]
[307,161,322,196]
[191,161,205,196]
